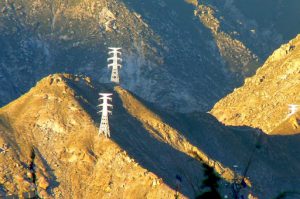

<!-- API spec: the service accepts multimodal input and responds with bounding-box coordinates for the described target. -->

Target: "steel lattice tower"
[288,104,299,118]
[108,47,122,84]
[98,93,113,137]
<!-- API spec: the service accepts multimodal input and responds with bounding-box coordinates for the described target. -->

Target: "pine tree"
[196,163,222,199]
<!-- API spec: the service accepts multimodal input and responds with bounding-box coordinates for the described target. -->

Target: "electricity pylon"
[108,47,122,84]
[287,104,299,118]
[98,93,113,137]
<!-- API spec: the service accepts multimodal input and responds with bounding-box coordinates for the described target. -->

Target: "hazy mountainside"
[211,34,300,134]
[233,0,300,41]
[0,74,300,198]
[1,0,300,112]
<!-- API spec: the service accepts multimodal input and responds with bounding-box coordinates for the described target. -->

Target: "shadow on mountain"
[34,148,60,195]
[152,108,300,198]
[65,79,204,197]
[120,0,236,110]
[65,78,300,198]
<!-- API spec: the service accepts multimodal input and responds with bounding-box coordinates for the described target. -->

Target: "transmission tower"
[287,104,299,118]
[108,47,122,84]
[98,93,113,137]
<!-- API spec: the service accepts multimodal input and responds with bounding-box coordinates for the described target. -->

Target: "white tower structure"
[287,104,299,118]
[98,93,113,137]
[108,47,122,84]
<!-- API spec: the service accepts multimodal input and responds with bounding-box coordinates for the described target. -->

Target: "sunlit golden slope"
[211,34,300,134]
[0,74,184,198]
[0,73,248,199]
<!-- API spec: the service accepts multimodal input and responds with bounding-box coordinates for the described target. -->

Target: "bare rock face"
[211,34,300,134]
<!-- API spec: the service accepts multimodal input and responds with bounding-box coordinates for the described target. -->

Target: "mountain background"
[1,0,300,112]
[1,1,300,198]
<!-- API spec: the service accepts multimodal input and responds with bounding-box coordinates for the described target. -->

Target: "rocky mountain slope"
[0,74,190,198]
[0,74,300,198]
[1,0,300,112]
[211,34,300,134]
[0,74,233,198]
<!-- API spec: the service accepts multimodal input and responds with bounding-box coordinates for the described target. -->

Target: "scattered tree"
[196,163,222,199]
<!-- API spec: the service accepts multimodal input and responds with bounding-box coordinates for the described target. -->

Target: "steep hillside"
[211,34,300,134]
[234,0,300,40]
[1,74,300,198]
[0,74,186,198]
[0,74,238,198]
[1,0,299,112]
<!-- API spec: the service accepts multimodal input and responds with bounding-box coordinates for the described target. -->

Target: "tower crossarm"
[97,103,113,107]
[98,96,112,100]
[108,63,122,68]
[108,47,122,52]
[107,57,122,62]
[99,93,113,97]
